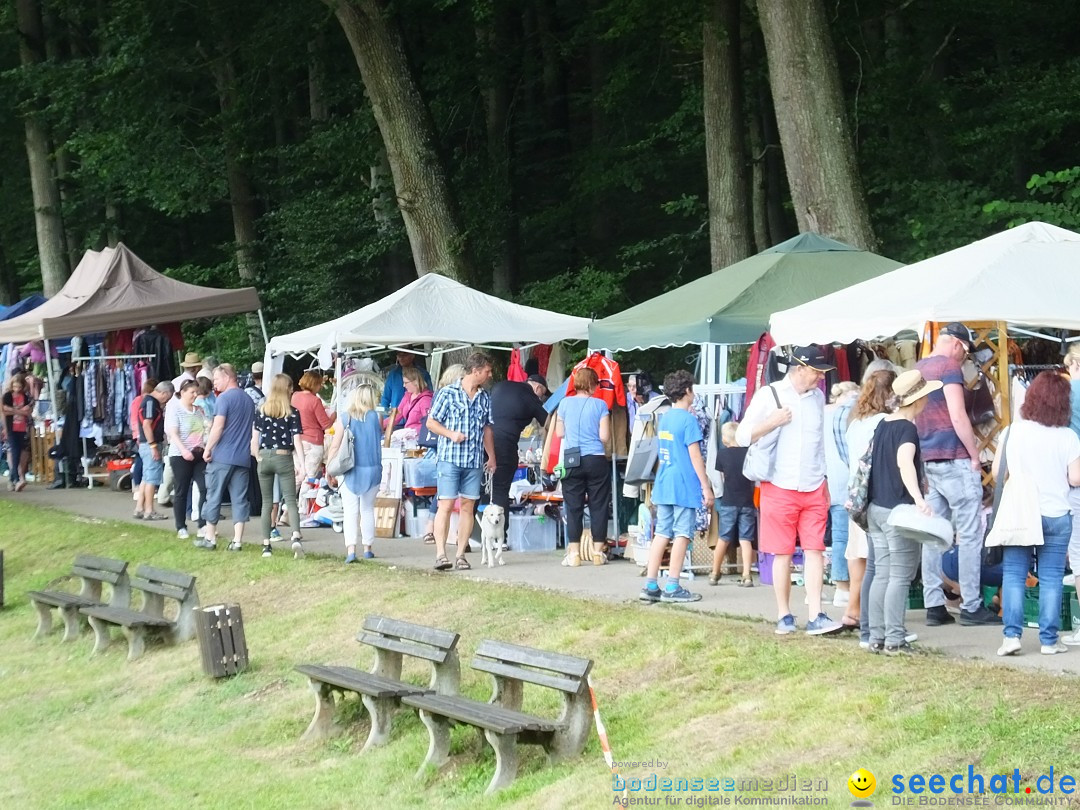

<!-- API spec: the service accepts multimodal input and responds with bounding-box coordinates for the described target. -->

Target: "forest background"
[1,0,1079,363]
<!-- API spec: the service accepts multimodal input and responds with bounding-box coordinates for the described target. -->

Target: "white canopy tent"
[769,221,1080,345]
[265,273,589,372]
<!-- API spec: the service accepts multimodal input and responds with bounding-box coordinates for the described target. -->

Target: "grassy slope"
[0,500,1076,810]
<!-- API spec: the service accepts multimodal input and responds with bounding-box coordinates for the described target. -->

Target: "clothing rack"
[72,354,155,362]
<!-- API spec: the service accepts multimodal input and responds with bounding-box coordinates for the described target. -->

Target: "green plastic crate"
[982,584,999,610]
[1022,585,1079,630]
[907,582,924,610]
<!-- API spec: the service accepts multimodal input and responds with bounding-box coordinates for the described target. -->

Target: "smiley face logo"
[848,768,877,799]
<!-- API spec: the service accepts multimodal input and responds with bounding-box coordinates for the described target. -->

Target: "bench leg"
[31,601,53,640]
[483,730,520,794]
[415,709,452,777]
[87,616,112,654]
[59,606,83,642]
[360,695,395,752]
[301,681,339,741]
[122,626,147,661]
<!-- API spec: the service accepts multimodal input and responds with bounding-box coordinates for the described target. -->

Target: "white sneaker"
[291,538,305,560]
[227,541,243,552]
[997,637,1022,657]
[1061,631,1080,646]
[832,590,850,607]
[905,633,918,644]
[177,528,189,540]
[1041,641,1068,655]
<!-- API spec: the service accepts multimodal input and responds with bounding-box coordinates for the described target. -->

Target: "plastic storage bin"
[507,512,558,552]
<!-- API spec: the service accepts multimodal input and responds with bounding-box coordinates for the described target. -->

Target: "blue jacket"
[380,364,432,409]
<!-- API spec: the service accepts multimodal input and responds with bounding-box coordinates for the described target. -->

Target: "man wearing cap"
[736,346,844,636]
[173,352,202,392]
[245,362,266,407]
[490,374,550,514]
[916,322,1001,626]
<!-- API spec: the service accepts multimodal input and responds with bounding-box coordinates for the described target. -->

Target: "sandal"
[422,533,436,545]
[708,574,721,586]
[739,577,754,588]
[434,556,452,571]
[455,556,471,570]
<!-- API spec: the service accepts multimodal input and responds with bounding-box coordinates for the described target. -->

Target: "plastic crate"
[1023,585,1079,630]
[758,552,775,585]
[907,582,925,610]
[981,584,1000,610]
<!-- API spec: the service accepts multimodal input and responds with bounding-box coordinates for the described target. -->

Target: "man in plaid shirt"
[426,352,496,570]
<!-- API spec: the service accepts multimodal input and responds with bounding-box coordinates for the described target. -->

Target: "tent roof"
[769,221,1080,345]
[268,273,589,358]
[0,244,261,342]
[587,233,903,351]
[0,293,47,322]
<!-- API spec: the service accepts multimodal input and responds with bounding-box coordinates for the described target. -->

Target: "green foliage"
[982,167,1080,230]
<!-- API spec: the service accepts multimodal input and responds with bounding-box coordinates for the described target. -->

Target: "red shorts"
[758,481,828,555]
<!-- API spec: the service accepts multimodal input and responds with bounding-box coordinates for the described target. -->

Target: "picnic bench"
[79,565,199,661]
[295,615,460,751]
[402,640,593,793]
[27,555,131,641]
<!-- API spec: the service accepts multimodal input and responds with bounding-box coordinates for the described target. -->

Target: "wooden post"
[195,603,249,678]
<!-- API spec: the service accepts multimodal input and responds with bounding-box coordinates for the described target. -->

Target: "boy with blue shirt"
[640,370,715,603]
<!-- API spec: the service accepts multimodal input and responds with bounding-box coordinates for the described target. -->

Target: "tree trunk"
[308,34,329,123]
[327,0,471,282]
[703,0,752,270]
[105,199,122,247]
[0,241,20,305]
[587,0,613,255]
[371,152,414,290]
[15,0,70,295]
[756,0,878,250]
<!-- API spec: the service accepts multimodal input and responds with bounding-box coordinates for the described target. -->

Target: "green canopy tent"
[588,233,903,351]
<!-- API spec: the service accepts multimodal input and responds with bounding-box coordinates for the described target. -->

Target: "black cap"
[527,374,549,393]
[940,322,974,350]
[789,345,835,372]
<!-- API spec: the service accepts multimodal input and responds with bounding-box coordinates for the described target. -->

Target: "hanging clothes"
[744,332,776,415]
[132,326,176,382]
[506,347,528,382]
[531,344,552,377]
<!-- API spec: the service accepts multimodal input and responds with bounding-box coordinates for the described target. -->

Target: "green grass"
[1,499,1077,809]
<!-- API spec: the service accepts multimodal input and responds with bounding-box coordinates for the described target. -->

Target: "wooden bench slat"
[27,591,102,608]
[358,633,451,664]
[471,658,585,693]
[73,555,128,575]
[294,665,433,699]
[80,606,173,628]
[362,615,459,650]
[134,564,197,591]
[402,694,562,734]
[476,640,592,678]
[131,579,190,600]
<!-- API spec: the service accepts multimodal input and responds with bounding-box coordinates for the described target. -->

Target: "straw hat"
[180,351,202,369]
[892,369,943,408]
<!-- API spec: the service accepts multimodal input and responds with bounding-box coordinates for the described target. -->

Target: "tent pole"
[256,309,270,346]
[43,338,60,444]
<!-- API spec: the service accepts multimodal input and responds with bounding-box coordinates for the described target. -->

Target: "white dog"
[477,505,506,568]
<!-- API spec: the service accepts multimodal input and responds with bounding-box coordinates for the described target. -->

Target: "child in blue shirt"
[640,370,715,603]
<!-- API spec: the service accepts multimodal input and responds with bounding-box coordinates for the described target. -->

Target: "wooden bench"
[402,640,593,793]
[79,565,199,661]
[295,615,460,751]
[27,555,131,641]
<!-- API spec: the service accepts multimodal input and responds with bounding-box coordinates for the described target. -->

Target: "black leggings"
[170,455,207,531]
[491,436,519,510]
[561,454,611,545]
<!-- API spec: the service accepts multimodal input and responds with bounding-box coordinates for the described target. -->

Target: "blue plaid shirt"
[429,381,493,468]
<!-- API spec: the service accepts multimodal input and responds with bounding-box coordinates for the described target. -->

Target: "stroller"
[301,475,345,533]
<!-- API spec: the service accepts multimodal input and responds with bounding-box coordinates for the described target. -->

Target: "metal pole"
[256,308,270,346]
[43,338,60,444]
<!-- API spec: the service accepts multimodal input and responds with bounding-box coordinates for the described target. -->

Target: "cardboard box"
[375,497,401,538]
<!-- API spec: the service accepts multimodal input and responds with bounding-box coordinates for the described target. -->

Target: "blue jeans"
[1002,514,1071,646]
[829,504,850,582]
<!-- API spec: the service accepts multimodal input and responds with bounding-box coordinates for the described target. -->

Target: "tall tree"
[756,0,877,250]
[14,0,69,294]
[703,0,752,270]
[324,0,471,282]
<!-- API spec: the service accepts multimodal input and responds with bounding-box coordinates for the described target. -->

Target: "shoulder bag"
[984,427,1043,551]
[741,385,783,484]
[326,414,355,477]
[844,438,874,532]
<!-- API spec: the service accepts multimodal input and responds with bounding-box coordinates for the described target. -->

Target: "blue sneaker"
[269,527,282,540]
[660,586,702,603]
[775,614,798,635]
[345,553,358,564]
[639,586,662,603]
[363,549,375,559]
[805,612,843,636]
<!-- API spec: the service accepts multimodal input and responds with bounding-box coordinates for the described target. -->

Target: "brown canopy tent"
[0,243,262,343]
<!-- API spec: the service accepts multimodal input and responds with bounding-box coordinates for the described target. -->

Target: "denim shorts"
[436,461,484,501]
[718,505,757,542]
[138,442,165,486]
[655,504,695,540]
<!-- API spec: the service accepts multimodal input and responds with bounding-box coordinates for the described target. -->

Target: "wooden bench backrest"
[472,640,592,694]
[357,615,460,664]
[131,565,197,602]
[71,555,128,586]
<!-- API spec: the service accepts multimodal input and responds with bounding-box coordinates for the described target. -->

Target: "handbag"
[741,385,783,483]
[985,428,1043,549]
[326,415,355,477]
[845,439,874,532]
[982,432,1009,567]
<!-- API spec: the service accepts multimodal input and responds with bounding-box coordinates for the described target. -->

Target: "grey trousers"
[867,504,920,646]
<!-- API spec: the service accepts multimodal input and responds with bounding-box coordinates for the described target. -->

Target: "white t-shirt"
[999,421,1080,517]
[845,413,886,483]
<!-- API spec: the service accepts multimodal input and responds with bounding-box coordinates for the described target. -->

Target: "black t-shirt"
[715,445,754,507]
[255,407,302,450]
[868,418,924,509]
[490,381,549,442]
[140,395,165,444]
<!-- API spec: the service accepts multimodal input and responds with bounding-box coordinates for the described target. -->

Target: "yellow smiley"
[848,768,877,798]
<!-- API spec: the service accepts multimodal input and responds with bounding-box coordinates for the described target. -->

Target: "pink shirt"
[397,389,433,433]
[291,390,333,445]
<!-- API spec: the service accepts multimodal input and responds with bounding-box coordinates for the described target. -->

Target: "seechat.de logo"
[849,768,877,805]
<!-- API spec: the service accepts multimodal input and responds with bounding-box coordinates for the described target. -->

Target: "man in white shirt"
[737,346,843,637]
[172,352,202,393]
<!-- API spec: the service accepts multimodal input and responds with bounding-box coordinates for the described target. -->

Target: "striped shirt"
[165,399,207,457]
[429,380,493,468]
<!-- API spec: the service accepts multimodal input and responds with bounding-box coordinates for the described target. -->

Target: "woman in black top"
[866,369,942,655]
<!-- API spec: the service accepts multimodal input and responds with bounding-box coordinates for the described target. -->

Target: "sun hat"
[887,504,955,551]
[892,369,943,408]
[180,351,202,369]
[251,362,264,375]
